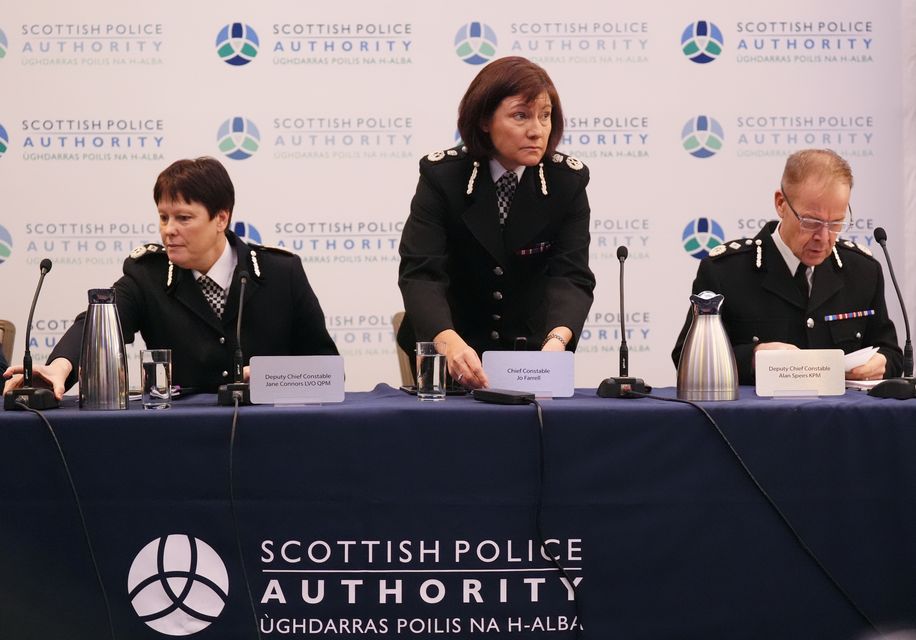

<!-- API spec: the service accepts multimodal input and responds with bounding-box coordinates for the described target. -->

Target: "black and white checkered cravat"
[198,275,226,318]
[496,170,517,226]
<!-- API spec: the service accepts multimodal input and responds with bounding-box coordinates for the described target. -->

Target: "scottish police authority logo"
[218,117,260,160]
[681,21,723,63]
[0,28,8,59]
[233,220,262,244]
[216,23,259,66]
[128,535,229,636]
[682,218,725,259]
[0,225,12,264]
[682,115,724,158]
[455,22,497,65]
[0,123,8,158]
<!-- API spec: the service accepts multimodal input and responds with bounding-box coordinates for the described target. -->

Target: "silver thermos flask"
[676,290,739,401]
[79,288,129,410]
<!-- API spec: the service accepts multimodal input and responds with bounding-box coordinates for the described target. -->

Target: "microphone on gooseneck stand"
[4,258,60,411]
[218,271,252,406]
[597,246,648,398]
[868,228,915,399]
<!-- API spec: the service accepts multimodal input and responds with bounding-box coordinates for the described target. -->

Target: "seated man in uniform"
[672,148,902,385]
[3,157,338,397]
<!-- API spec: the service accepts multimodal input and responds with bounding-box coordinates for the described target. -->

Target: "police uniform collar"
[488,159,525,184]
[192,235,236,291]
[771,221,803,277]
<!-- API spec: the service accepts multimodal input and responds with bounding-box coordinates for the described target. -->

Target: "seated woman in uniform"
[3,157,338,397]
[397,56,595,389]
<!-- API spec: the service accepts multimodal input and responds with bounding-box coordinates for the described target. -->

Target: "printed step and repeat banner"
[0,0,905,390]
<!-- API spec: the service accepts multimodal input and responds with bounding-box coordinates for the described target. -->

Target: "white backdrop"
[0,0,911,391]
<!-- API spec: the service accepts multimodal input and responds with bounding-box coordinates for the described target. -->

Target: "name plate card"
[482,351,574,398]
[250,356,345,404]
[755,349,845,397]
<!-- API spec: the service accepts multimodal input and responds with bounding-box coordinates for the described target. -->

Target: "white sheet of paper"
[843,346,879,372]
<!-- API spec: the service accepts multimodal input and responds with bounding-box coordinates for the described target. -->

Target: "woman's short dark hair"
[457,56,564,160]
[153,157,235,221]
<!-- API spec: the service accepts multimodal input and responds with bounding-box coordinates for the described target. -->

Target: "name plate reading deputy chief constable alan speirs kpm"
[754,349,845,397]
[482,351,574,398]
[249,356,345,404]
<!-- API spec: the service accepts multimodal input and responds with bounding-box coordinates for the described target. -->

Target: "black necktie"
[198,275,225,318]
[794,264,809,299]
[496,171,517,226]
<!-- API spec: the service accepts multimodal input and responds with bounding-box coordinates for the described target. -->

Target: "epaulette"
[548,151,586,173]
[835,238,874,259]
[423,144,467,164]
[129,243,166,260]
[250,243,295,257]
[707,238,758,260]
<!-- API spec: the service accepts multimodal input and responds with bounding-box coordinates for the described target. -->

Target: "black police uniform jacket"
[671,221,902,384]
[50,231,338,392]
[397,146,595,358]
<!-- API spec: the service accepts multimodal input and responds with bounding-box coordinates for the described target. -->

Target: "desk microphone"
[598,246,647,398]
[4,258,60,411]
[868,227,915,399]
[218,270,252,406]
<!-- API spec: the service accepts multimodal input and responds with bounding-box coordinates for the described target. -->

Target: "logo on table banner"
[233,220,262,244]
[681,115,724,158]
[216,23,259,66]
[128,535,229,636]
[681,20,723,63]
[735,18,874,64]
[578,310,651,354]
[0,225,12,264]
[23,220,159,266]
[0,27,8,59]
[735,113,875,159]
[18,23,164,66]
[455,22,498,64]
[508,20,649,65]
[682,217,725,259]
[589,217,651,261]
[271,21,413,65]
[19,118,165,162]
[217,117,260,160]
[0,122,8,157]
[562,115,649,159]
[273,218,402,263]
[272,116,413,160]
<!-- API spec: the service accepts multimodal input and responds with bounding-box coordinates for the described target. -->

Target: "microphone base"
[597,376,647,398]
[218,382,251,406]
[867,377,916,400]
[4,387,60,411]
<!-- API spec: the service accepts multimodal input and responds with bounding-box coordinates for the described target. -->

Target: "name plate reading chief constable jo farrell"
[482,351,574,398]
[754,349,845,397]
[250,356,345,404]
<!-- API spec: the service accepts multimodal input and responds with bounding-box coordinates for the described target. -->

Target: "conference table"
[1,385,914,639]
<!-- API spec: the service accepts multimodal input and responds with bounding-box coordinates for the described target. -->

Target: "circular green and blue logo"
[0,224,13,264]
[681,21,723,64]
[682,217,725,259]
[0,28,8,60]
[232,221,261,244]
[217,117,260,160]
[0,122,8,158]
[216,23,259,66]
[455,22,497,65]
[682,115,724,158]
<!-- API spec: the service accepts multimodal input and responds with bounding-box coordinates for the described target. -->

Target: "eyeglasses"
[780,185,852,235]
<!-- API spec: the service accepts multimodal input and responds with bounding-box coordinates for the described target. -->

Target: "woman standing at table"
[397,56,595,389]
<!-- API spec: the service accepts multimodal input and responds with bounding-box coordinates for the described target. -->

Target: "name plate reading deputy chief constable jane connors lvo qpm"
[249,356,345,404]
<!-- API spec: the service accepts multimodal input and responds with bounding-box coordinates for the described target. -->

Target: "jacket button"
[806,318,814,329]
[492,314,501,322]
[856,332,862,339]
[493,266,504,276]
[752,336,760,343]
[219,337,226,344]
[491,331,500,340]
[222,370,229,378]
[492,291,503,301]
